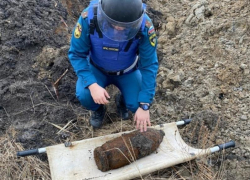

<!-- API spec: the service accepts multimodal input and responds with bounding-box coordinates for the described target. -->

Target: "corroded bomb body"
[94,128,165,172]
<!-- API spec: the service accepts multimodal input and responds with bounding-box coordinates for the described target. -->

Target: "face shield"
[97,0,144,42]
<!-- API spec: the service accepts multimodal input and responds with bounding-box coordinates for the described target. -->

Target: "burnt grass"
[0,0,249,180]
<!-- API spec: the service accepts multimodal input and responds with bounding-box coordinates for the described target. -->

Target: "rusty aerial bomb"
[94,128,165,172]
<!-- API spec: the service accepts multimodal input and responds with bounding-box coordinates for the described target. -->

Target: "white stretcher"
[17,120,235,180]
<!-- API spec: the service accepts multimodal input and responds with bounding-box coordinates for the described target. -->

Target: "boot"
[115,93,129,120]
[90,105,106,128]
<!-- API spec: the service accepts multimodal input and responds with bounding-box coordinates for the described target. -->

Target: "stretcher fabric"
[46,122,210,180]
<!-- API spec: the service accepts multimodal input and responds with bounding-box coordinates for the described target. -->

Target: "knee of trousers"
[76,88,98,111]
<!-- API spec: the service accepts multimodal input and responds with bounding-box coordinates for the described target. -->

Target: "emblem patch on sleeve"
[146,20,152,28]
[81,11,88,19]
[148,26,155,35]
[74,23,82,39]
[149,33,157,47]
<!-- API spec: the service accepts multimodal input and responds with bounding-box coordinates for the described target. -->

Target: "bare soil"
[0,0,249,179]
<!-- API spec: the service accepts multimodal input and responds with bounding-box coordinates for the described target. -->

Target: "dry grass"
[0,127,51,180]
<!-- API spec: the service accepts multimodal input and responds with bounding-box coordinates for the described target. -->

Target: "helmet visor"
[97,0,144,41]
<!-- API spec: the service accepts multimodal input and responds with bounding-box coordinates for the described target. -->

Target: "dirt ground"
[0,0,249,179]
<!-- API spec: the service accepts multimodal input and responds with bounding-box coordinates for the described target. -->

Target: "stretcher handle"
[17,147,46,157]
[210,140,236,153]
[183,119,192,124]
[176,119,192,126]
[218,140,235,150]
[17,149,39,157]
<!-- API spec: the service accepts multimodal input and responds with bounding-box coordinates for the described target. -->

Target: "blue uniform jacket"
[68,7,158,104]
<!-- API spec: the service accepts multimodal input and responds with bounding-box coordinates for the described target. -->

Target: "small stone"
[195,6,205,19]
[241,47,247,54]
[240,63,248,70]
[169,75,181,83]
[197,67,205,72]
[244,152,250,157]
[155,104,163,116]
[239,136,245,142]
[244,69,249,75]
[240,115,248,121]
[162,79,174,89]
[178,69,185,80]
[184,77,193,87]
[165,21,176,36]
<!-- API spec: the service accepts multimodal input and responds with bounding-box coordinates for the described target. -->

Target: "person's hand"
[88,83,110,104]
[134,107,151,132]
